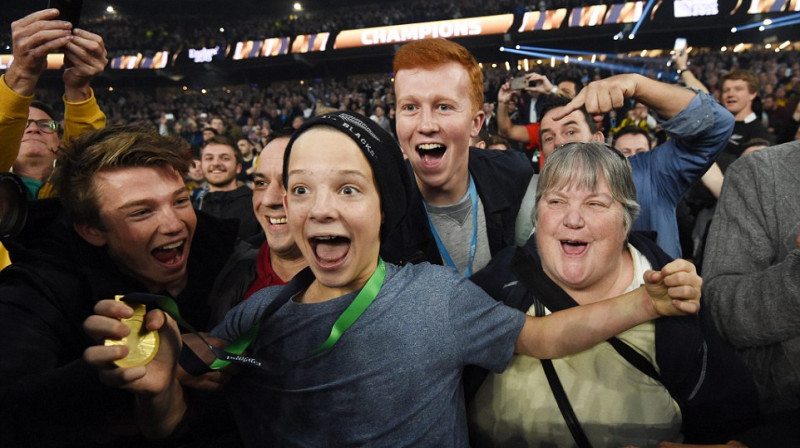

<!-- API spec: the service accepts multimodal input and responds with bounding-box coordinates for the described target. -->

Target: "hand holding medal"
[104,295,159,367]
[84,296,182,395]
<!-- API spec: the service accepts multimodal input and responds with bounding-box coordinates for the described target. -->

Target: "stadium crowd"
[2,0,628,55]
[2,4,800,448]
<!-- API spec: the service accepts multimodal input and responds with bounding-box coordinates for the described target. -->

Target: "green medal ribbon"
[309,257,386,356]
[123,258,387,372]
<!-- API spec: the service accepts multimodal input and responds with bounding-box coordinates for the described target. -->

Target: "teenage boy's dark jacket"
[467,231,760,444]
[382,147,532,266]
[0,199,240,447]
[194,184,260,240]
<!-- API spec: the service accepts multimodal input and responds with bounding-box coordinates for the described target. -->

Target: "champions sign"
[333,14,513,49]
[0,54,65,70]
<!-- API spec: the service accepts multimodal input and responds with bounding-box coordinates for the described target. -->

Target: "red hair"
[393,39,484,114]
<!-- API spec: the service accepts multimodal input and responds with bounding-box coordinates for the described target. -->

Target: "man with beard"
[194,135,260,239]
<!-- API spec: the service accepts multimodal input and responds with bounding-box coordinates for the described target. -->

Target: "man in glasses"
[0,8,108,200]
[0,8,107,269]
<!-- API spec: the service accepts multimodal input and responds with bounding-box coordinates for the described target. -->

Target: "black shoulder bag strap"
[511,247,661,382]
[532,298,593,448]
[510,247,663,448]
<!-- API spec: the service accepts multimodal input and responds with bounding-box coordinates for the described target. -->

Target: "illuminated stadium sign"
[518,9,568,32]
[334,15,514,49]
[291,33,331,53]
[675,0,719,17]
[188,46,222,63]
[605,2,644,23]
[233,37,291,59]
[0,54,64,70]
[109,52,170,70]
[748,0,789,13]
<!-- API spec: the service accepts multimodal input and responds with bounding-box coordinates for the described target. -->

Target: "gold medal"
[105,295,159,367]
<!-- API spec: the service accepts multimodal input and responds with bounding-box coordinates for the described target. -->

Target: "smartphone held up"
[48,0,83,29]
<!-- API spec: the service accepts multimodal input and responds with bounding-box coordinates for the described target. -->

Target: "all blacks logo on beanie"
[283,111,412,244]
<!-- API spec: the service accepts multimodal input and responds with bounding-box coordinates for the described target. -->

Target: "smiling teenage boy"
[0,125,241,447]
[85,112,702,446]
[384,38,532,272]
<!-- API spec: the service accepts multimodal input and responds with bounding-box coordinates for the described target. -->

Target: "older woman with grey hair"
[467,142,759,447]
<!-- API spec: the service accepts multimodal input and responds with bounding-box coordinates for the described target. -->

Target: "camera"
[510,76,529,90]
[0,173,29,239]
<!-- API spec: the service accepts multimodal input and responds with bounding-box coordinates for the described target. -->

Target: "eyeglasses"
[25,119,58,134]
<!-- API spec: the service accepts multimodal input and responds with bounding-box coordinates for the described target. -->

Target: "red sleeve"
[525,122,540,151]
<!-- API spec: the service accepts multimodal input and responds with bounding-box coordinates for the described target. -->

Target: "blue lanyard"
[425,175,479,277]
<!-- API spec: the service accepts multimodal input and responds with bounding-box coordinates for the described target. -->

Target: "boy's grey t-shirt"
[211,262,525,447]
[426,192,492,275]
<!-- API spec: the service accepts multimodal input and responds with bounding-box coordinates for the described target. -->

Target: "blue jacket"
[468,231,760,444]
[628,92,733,258]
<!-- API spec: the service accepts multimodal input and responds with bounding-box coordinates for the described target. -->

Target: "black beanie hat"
[283,111,412,244]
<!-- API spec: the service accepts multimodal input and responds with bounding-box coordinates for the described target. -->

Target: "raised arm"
[62,27,108,140]
[674,50,709,94]
[496,82,532,144]
[516,259,701,359]
[0,9,72,171]
[554,73,696,121]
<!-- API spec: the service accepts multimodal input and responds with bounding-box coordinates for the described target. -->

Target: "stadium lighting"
[501,46,675,78]
[293,2,303,11]
[106,6,115,14]
[732,13,800,32]
[627,0,656,40]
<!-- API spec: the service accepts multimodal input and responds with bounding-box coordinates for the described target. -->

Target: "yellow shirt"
[0,74,106,270]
